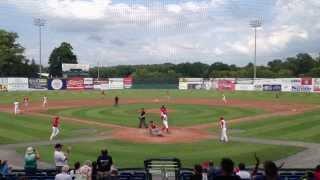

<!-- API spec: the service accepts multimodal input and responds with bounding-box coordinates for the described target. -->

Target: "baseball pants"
[50,127,60,140]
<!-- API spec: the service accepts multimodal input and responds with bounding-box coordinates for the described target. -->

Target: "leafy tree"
[48,42,77,77]
[0,29,38,77]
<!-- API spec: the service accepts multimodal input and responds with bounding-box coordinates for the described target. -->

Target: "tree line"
[1,29,320,81]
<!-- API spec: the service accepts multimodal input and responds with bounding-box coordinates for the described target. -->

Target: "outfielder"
[219,117,228,142]
[160,105,169,133]
[43,95,48,108]
[13,100,20,115]
[50,116,60,141]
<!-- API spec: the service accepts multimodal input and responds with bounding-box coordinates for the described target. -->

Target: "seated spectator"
[254,161,280,180]
[70,161,81,180]
[314,165,320,180]
[97,149,113,179]
[54,143,71,172]
[236,163,251,179]
[215,158,241,180]
[191,164,203,180]
[148,121,163,137]
[55,165,72,180]
[207,161,218,180]
[79,160,92,180]
[24,146,40,176]
[0,160,10,177]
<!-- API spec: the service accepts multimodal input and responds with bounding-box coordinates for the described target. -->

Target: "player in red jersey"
[50,116,60,141]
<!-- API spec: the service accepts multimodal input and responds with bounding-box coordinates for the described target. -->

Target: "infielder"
[13,99,20,115]
[23,96,29,111]
[219,117,228,142]
[222,94,227,104]
[160,105,169,133]
[43,95,48,108]
[50,116,60,141]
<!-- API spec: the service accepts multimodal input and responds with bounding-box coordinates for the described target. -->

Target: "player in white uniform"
[160,105,169,133]
[13,100,20,115]
[219,117,228,142]
[222,94,227,104]
[43,96,48,108]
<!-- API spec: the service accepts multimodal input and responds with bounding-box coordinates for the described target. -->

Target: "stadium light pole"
[249,19,262,82]
[34,18,46,77]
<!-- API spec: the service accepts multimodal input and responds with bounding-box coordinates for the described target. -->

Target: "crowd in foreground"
[1,143,320,180]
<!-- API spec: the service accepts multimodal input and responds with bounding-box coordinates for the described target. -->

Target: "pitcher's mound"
[112,127,212,144]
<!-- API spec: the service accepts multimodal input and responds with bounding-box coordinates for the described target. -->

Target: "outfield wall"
[179,78,319,93]
[0,77,133,91]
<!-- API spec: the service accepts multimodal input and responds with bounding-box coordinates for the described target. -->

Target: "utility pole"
[249,19,262,82]
[34,18,46,78]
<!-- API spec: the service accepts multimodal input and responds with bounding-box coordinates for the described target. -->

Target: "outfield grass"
[0,112,107,144]
[17,139,303,168]
[48,104,263,127]
[1,90,320,105]
[230,109,320,143]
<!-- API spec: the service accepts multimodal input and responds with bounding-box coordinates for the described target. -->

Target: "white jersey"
[220,119,227,129]
[43,96,48,103]
[14,101,19,107]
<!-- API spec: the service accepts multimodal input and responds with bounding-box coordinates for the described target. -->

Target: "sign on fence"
[292,85,313,93]
[29,78,47,89]
[263,84,282,91]
[67,77,84,90]
[83,78,94,89]
[48,79,67,90]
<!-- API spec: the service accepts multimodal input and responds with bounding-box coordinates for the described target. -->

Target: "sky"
[0,0,319,67]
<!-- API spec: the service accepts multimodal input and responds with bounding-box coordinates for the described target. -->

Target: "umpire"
[138,108,147,128]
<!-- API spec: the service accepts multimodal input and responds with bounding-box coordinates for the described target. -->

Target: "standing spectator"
[55,165,72,180]
[70,162,81,180]
[236,163,251,179]
[191,164,203,180]
[79,160,92,180]
[97,149,113,179]
[54,144,70,172]
[207,161,218,180]
[24,147,40,175]
[254,161,280,180]
[215,158,241,180]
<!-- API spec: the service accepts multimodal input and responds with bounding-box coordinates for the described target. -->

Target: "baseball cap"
[55,143,63,149]
[26,147,34,154]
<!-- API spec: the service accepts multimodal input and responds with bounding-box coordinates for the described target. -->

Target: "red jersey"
[150,124,157,129]
[160,107,167,115]
[52,117,60,127]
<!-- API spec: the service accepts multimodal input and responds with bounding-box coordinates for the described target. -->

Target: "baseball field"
[0,90,320,168]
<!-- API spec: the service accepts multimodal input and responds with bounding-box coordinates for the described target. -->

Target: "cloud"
[2,0,320,66]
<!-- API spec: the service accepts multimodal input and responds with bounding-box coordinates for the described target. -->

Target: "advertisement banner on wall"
[235,78,254,84]
[123,76,133,89]
[301,77,313,85]
[67,77,84,90]
[292,85,313,93]
[83,78,93,89]
[263,84,282,91]
[187,83,204,90]
[29,78,47,89]
[178,82,188,90]
[218,80,235,91]
[235,84,254,91]
[109,78,124,89]
[7,78,29,91]
[313,78,320,92]
[48,79,67,90]
[93,79,109,90]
